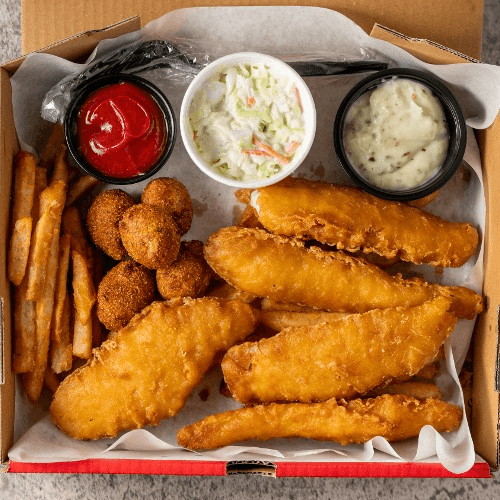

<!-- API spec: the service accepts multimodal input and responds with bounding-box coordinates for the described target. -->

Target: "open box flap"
[20,0,483,60]
[2,17,141,75]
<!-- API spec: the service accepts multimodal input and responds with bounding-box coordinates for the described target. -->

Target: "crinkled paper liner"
[9,6,500,473]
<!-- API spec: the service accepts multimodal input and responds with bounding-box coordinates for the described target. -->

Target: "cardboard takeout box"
[0,0,498,477]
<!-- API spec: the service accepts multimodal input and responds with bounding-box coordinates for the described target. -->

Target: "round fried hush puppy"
[119,203,181,269]
[156,240,212,300]
[86,189,135,260]
[97,260,155,331]
[141,177,193,235]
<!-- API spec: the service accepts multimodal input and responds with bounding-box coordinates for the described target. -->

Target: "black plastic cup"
[65,74,176,185]
[333,68,466,202]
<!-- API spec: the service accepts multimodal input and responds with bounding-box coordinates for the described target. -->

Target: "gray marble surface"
[1,0,500,497]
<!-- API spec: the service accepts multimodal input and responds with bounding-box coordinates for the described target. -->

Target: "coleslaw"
[188,62,306,182]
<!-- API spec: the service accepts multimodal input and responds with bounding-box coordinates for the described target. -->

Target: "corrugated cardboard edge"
[476,119,500,470]
[0,66,17,467]
[0,16,141,468]
[370,24,481,64]
[371,25,500,471]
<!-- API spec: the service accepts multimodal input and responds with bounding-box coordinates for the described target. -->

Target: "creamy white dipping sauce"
[343,78,449,190]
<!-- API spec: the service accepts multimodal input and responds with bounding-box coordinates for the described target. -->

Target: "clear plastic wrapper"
[41,33,389,125]
[41,38,213,123]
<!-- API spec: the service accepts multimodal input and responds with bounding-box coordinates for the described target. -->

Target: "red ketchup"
[76,81,167,178]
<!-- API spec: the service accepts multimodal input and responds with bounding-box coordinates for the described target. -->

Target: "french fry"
[39,178,67,216]
[91,306,102,349]
[51,144,69,184]
[73,311,93,359]
[260,298,318,313]
[66,175,99,207]
[11,151,36,224]
[39,123,65,166]
[91,248,105,348]
[11,161,46,371]
[50,294,73,373]
[72,249,96,326]
[52,233,71,343]
[260,309,349,332]
[8,217,32,286]
[26,179,66,300]
[12,277,36,373]
[44,367,60,395]
[8,151,37,285]
[30,166,48,224]
[22,230,60,402]
[25,201,59,300]
[63,206,92,262]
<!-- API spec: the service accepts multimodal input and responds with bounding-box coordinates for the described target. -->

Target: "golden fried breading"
[86,189,135,260]
[222,297,455,404]
[50,298,259,440]
[141,177,193,235]
[156,241,212,300]
[119,203,180,269]
[206,281,258,304]
[204,227,482,319]
[260,309,348,331]
[177,394,462,450]
[97,260,155,331]
[249,178,478,268]
[365,381,443,400]
[237,205,265,229]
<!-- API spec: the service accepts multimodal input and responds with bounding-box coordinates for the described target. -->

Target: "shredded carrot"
[241,149,273,157]
[252,136,290,166]
[294,86,303,114]
[246,96,255,107]
[286,141,301,155]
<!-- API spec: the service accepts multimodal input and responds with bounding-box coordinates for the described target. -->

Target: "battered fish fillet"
[365,381,443,400]
[222,296,455,404]
[247,177,478,268]
[177,394,462,450]
[50,298,259,440]
[204,227,482,319]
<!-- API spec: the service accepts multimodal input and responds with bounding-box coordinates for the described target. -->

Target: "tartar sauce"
[343,78,449,190]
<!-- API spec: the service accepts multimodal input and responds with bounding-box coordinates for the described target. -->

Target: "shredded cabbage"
[189,62,306,181]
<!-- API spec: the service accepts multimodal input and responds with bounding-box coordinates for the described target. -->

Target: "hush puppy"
[97,260,155,331]
[157,240,212,300]
[141,177,193,235]
[86,189,135,260]
[119,203,181,269]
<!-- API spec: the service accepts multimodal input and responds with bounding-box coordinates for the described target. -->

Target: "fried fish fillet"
[365,381,443,400]
[177,394,462,450]
[204,227,482,319]
[222,296,455,404]
[247,178,478,268]
[50,298,259,440]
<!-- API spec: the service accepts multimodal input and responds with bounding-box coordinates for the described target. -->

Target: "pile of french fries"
[8,127,101,403]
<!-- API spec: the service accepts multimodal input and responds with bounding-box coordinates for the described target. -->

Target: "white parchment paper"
[8,7,500,473]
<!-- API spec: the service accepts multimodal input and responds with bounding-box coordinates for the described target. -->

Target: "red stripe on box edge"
[276,461,492,478]
[7,459,491,477]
